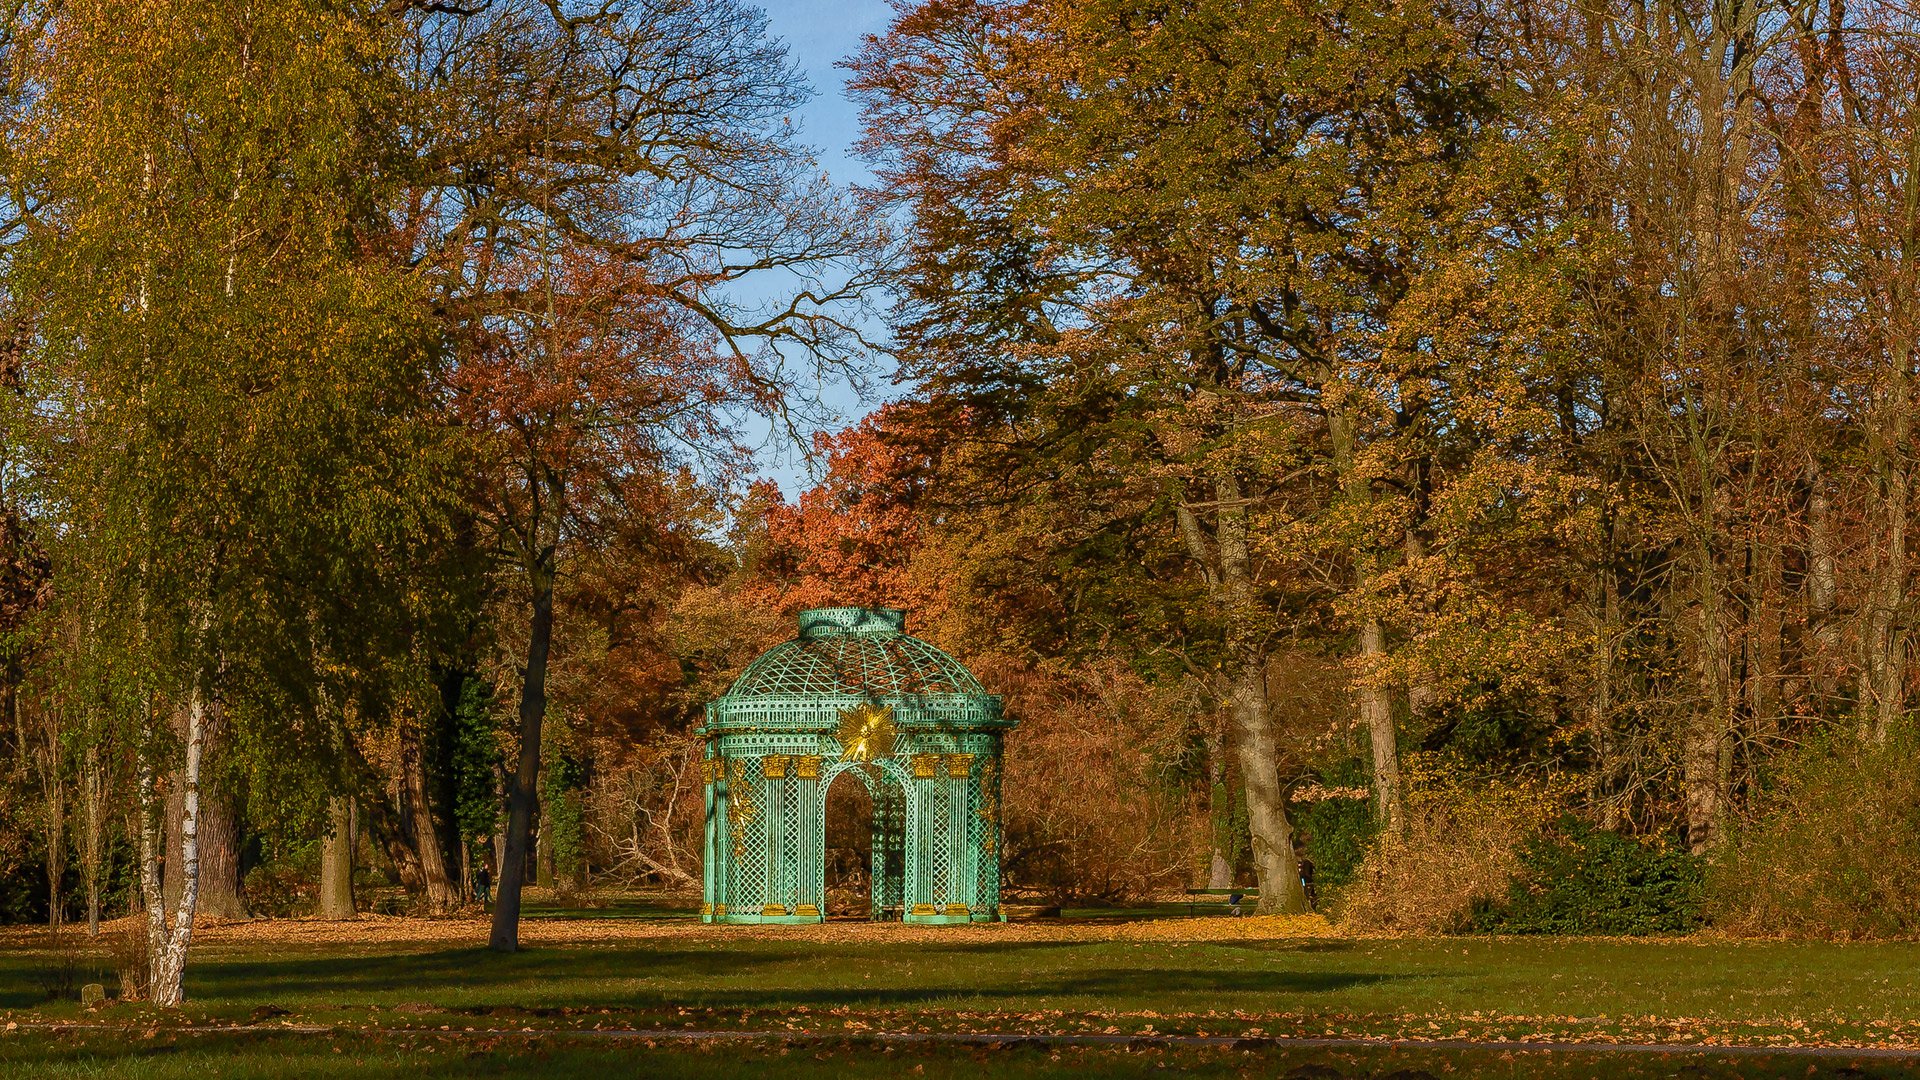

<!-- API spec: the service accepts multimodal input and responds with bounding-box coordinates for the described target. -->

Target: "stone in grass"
[80,983,105,1008]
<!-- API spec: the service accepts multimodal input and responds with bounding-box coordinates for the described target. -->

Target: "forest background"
[7,0,1920,1005]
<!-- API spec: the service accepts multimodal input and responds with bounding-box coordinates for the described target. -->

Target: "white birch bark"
[150,689,205,1007]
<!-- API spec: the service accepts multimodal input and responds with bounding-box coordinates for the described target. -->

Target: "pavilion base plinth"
[712,912,828,925]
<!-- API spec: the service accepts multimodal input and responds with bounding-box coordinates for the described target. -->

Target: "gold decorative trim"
[911,754,941,779]
[945,903,970,917]
[700,902,713,916]
[945,753,974,778]
[795,904,820,917]
[795,755,822,779]
[761,755,789,779]
[837,702,898,762]
[714,904,727,916]
[727,760,757,859]
[762,904,789,917]
[910,903,937,916]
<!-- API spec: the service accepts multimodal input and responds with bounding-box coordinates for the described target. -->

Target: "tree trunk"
[1745,534,1784,742]
[366,791,428,901]
[41,720,65,933]
[491,560,553,952]
[401,730,460,913]
[1860,359,1911,744]
[1330,406,1404,832]
[1806,459,1839,705]
[195,790,247,919]
[1357,615,1402,834]
[1211,470,1307,915]
[1229,655,1306,914]
[1204,713,1233,890]
[150,688,206,1008]
[83,742,105,938]
[318,796,356,920]
[1685,555,1734,855]
[166,705,245,920]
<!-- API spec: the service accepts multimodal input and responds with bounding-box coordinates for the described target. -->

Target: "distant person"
[1228,890,1244,917]
[475,864,492,909]
[1300,857,1316,911]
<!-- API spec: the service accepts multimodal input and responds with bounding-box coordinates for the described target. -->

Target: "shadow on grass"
[181,940,1400,1013]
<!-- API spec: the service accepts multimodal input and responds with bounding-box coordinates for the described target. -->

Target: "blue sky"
[749,0,899,496]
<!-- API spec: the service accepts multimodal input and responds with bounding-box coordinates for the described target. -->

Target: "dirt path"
[6,1019,1919,1063]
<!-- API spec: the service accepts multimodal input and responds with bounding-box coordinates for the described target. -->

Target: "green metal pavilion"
[699,607,1014,924]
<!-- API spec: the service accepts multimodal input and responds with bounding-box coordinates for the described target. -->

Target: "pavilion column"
[946,754,975,918]
[760,755,789,917]
[795,755,823,919]
[711,757,733,921]
[701,756,717,922]
[978,752,1003,919]
[909,753,940,918]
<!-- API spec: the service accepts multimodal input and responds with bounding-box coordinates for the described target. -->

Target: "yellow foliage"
[1335,763,1569,935]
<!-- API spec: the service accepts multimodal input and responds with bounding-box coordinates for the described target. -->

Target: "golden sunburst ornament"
[836,702,898,763]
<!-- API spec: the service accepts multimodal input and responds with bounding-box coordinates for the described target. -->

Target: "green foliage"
[1209,781,1248,880]
[1710,728,1920,939]
[1470,818,1704,935]
[447,674,500,847]
[1424,685,1555,768]
[541,718,589,888]
[1298,797,1376,894]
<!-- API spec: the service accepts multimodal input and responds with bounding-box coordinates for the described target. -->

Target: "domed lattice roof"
[725,607,986,698]
[704,607,1007,732]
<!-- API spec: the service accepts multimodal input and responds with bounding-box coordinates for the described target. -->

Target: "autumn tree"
[10,0,456,1002]
[391,0,877,951]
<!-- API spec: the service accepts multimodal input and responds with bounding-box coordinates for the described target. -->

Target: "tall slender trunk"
[318,796,356,919]
[166,704,244,920]
[1806,458,1839,705]
[1214,472,1306,914]
[150,686,206,1008]
[1204,709,1233,890]
[1685,551,1733,854]
[1745,533,1784,742]
[137,723,163,997]
[1588,511,1623,829]
[402,729,459,913]
[83,743,104,937]
[1357,615,1401,834]
[39,715,65,933]
[1860,357,1911,744]
[491,557,554,952]
[1329,407,1403,831]
[1227,655,1305,913]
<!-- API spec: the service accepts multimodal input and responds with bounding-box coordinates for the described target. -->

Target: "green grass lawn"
[5,911,1920,1078]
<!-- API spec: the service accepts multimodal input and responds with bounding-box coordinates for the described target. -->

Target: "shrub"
[1297,794,1375,894]
[243,859,316,918]
[1335,767,1561,934]
[1470,817,1704,934]
[987,658,1202,903]
[110,926,149,1002]
[1710,728,1920,940]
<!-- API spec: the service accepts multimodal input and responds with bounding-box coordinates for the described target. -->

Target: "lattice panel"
[727,764,766,910]
[924,779,952,906]
[778,774,803,908]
